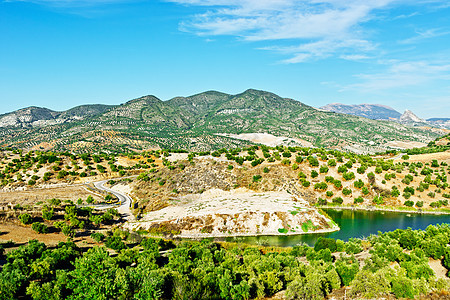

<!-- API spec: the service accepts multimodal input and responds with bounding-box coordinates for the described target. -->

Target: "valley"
[1,96,450,300]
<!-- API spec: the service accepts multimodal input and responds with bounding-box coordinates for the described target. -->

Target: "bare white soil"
[218,132,313,148]
[384,140,427,149]
[124,188,338,237]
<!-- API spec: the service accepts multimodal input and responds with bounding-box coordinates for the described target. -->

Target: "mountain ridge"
[0,89,443,153]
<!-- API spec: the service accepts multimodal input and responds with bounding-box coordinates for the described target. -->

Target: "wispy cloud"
[168,0,397,63]
[399,28,450,44]
[341,60,450,91]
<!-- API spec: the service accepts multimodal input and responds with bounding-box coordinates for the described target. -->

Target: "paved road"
[92,179,135,221]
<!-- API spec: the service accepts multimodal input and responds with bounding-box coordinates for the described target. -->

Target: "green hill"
[0,89,441,153]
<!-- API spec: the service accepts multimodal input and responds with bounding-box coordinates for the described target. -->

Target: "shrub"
[373,195,384,205]
[354,179,364,189]
[41,206,54,221]
[342,188,352,196]
[19,213,32,225]
[105,236,126,251]
[333,180,342,189]
[263,167,269,173]
[31,222,48,234]
[404,200,414,207]
[326,191,334,197]
[357,166,367,174]
[302,180,311,187]
[335,256,359,286]
[337,165,347,173]
[332,197,343,205]
[319,165,329,173]
[252,175,262,182]
[298,172,306,179]
[90,232,105,242]
[342,172,355,181]
[314,237,337,252]
[354,196,364,204]
[317,197,328,205]
[416,201,424,208]
[281,158,290,166]
[314,182,327,191]
[86,195,94,204]
[311,170,319,178]
[308,156,319,167]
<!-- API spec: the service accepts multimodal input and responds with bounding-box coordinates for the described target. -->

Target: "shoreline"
[174,224,340,239]
[318,205,450,215]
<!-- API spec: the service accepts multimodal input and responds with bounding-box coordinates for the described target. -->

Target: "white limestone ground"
[218,132,314,148]
[124,188,339,238]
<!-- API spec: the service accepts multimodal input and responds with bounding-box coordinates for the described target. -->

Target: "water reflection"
[220,209,450,247]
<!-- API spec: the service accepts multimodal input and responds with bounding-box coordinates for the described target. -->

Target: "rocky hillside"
[321,103,450,130]
[0,104,113,128]
[0,89,441,153]
[320,103,401,120]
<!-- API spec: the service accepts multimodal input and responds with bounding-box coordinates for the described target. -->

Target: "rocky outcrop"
[400,109,425,123]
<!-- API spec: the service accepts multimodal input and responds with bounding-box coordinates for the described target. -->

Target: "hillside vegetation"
[0,89,441,153]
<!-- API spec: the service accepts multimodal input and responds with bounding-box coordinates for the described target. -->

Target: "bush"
[314,237,337,252]
[253,175,262,182]
[337,165,347,173]
[311,170,319,178]
[314,182,327,191]
[416,201,424,208]
[328,159,336,167]
[404,200,414,207]
[332,197,343,205]
[19,213,32,225]
[342,172,355,181]
[86,195,94,204]
[354,196,364,204]
[31,222,48,234]
[105,236,126,251]
[317,197,328,205]
[353,179,364,189]
[281,159,291,166]
[335,256,359,286]
[90,232,105,242]
[373,196,384,205]
[319,165,329,173]
[342,188,352,196]
[301,180,310,187]
[41,205,54,221]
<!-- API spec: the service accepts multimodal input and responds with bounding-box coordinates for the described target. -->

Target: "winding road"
[92,179,135,221]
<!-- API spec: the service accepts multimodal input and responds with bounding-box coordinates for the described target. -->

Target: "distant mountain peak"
[320,103,401,120]
[400,109,425,123]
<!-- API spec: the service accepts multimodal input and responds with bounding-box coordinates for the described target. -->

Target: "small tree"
[19,213,32,225]
[31,222,48,234]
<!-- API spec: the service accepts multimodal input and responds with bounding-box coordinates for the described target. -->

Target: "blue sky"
[1,0,450,118]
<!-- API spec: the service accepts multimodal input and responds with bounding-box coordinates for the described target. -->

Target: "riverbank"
[317,204,450,215]
[124,189,339,238]
[174,224,340,239]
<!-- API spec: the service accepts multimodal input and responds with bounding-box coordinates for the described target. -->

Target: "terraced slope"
[0,89,441,153]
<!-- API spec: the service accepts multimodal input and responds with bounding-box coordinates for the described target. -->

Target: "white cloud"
[168,0,399,63]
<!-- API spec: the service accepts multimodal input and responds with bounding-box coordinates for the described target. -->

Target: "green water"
[222,209,450,247]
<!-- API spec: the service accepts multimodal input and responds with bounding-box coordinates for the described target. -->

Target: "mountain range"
[0,89,443,153]
[319,103,449,129]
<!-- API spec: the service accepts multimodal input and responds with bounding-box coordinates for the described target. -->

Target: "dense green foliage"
[1,225,449,299]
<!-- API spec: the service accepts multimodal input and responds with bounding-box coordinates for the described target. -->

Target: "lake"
[222,208,450,247]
